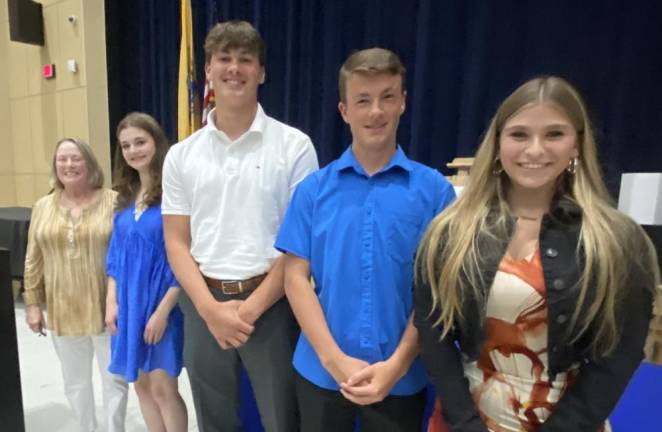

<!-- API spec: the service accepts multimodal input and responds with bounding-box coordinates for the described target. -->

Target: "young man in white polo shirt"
[162,21,318,432]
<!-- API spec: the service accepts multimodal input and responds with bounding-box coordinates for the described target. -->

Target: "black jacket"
[414,199,654,431]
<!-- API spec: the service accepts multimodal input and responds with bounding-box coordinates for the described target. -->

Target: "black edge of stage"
[0,248,25,431]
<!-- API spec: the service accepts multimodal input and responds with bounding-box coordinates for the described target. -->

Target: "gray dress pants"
[180,288,299,432]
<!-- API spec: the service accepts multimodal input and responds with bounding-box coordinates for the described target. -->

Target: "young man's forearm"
[163,216,215,316]
[284,256,343,365]
[340,314,420,404]
[387,314,419,377]
[167,242,213,312]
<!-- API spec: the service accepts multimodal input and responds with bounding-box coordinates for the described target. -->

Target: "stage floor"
[15,303,198,432]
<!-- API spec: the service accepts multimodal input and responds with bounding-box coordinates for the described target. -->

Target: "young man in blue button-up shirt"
[275,48,456,431]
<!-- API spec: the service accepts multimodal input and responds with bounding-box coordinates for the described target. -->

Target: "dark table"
[0,248,25,431]
[0,207,31,279]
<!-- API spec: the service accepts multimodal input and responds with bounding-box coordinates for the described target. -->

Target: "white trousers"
[51,332,128,432]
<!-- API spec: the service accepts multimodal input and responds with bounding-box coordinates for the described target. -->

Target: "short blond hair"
[338,48,406,103]
[51,138,104,190]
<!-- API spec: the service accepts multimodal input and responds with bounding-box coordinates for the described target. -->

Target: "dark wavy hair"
[113,112,169,211]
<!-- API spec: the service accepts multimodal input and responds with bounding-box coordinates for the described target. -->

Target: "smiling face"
[118,126,156,174]
[499,103,579,197]
[55,141,89,188]
[205,47,264,109]
[338,72,405,154]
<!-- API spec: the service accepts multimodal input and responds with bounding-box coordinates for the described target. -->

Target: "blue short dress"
[106,202,183,382]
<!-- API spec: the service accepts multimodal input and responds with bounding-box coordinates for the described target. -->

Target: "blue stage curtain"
[107,0,662,196]
[105,0,180,141]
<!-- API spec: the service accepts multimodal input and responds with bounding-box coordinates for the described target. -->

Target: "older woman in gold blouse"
[24,138,128,432]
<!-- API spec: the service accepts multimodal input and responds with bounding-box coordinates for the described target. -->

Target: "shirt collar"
[334,145,413,175]
[205,103,267,139]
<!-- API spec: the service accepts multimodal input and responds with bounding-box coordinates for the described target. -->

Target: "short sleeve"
[274,174,317,260]
[162,146,190,215]
[287,135,319,198]
[434,173,456,215]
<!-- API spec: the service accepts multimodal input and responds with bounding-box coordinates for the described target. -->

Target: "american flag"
[201,79,215,126]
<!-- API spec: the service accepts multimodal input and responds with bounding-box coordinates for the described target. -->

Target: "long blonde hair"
[416,76,659,357]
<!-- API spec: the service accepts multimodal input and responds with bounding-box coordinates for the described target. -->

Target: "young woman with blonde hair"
[414,76,659,431]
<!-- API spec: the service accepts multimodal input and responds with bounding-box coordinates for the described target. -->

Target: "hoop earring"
[493,156,504,175]
[566,157,579,174]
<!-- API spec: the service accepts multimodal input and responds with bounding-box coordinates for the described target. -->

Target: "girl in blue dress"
[105,112,187,431]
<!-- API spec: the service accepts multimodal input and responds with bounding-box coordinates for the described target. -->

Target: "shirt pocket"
[387,212,423,264]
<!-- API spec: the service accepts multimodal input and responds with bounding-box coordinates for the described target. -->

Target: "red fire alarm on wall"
[42,63,55,79]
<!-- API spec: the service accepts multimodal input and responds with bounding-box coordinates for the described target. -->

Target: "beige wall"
[0,0,110,207]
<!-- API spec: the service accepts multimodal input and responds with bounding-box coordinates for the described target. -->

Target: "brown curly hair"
[113,112,169,211]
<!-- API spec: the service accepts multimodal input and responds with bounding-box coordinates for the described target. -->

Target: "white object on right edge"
[618,173,662,225]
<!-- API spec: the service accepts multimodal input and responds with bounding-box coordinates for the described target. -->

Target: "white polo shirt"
[162,104,318,280]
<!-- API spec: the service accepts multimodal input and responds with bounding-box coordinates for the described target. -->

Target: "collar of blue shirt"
[334,145,413,176]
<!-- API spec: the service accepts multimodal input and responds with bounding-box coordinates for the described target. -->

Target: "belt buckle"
[221,280,242,295]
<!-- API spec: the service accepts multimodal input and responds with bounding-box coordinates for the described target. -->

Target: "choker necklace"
[517,214,540,221]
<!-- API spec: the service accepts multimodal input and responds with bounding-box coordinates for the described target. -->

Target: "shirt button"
[551,345,559,353]
[545,248,558,258]
[556,314,568,324]
[552,279,564,290]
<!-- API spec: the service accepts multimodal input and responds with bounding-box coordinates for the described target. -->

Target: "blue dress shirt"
[275,145,455,395]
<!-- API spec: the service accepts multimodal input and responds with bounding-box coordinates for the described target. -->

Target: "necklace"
[134,199,147,221]
[517,214,540,221]
[134,189,148,221]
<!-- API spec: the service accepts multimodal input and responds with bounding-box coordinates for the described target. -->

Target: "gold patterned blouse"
[23,188,117,336]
